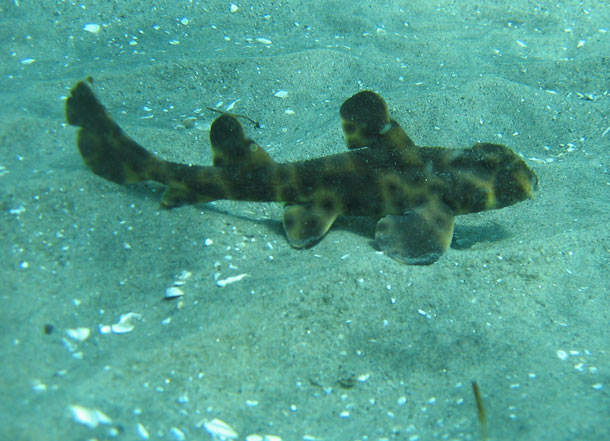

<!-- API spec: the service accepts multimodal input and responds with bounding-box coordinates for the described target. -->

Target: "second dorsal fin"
[210,114,274,168]
[339,91,416,151]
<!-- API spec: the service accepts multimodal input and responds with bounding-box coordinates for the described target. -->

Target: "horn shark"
[65,80,537,265]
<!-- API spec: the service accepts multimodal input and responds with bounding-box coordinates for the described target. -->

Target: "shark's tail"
[65,80,158,185]
[66,80,280,209]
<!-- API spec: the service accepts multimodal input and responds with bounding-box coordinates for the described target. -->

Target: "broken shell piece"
[245,435,282,441]
[226,99,239,111]
[202,418,238,440]
[83,23,101,34]
[111,312,142,334]
[66,327,91,342]
[137,422,150,439]
[69,404,112,428]
[31,379,47,392]
[216,273,248,287]
[175,270,192,282]
[169,427,186,441]
[181,117,198,129]
[165,286,185,299]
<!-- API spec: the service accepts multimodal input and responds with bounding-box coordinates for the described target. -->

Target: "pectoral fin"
[161,185,214,208]
[282,203,340,248]
[375,201,455,265]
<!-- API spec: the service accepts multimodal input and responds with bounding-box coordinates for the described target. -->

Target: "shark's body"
[66,80,537,264]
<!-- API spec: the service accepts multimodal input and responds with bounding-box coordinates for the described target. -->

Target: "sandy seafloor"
[1,1,609,440]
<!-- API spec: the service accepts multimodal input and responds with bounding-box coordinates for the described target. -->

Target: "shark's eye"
[386,181,399,195]
[320,197,335,212]
[413,195,426,206]
[343,122,356,134]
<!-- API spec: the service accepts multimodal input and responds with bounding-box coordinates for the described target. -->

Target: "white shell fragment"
[556,349,568,360]
[246,435,282,441]
[256,37,272,45]
[229,3,239,13]
[175,270,192,283]
[226,99,239,111]
[164,270,192,299]
[165,286,185,299]
[202,418,238,440]
[169,427,186,441]
[31,379,47,392]
[110,312,142,334]
[62,337,83,359]
[69,404,112,428]
[136,422,150,439]
[66,327,91,342]
[274,90,289,98]
[216,273,248,287]
[83,23,101,34]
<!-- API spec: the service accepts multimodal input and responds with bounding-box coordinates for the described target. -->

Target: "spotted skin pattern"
[66,80,537,264]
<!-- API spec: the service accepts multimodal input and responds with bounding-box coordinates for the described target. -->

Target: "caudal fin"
[65,80,156,184]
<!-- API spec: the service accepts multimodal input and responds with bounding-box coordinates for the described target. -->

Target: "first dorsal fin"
[210,114,274,168]
[340,91,391,149]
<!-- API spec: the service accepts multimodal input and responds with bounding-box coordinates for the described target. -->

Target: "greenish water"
[1,1,609,440]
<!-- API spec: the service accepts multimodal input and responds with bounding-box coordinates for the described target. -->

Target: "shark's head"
[471,143,537,208]
[445,143,538,213]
